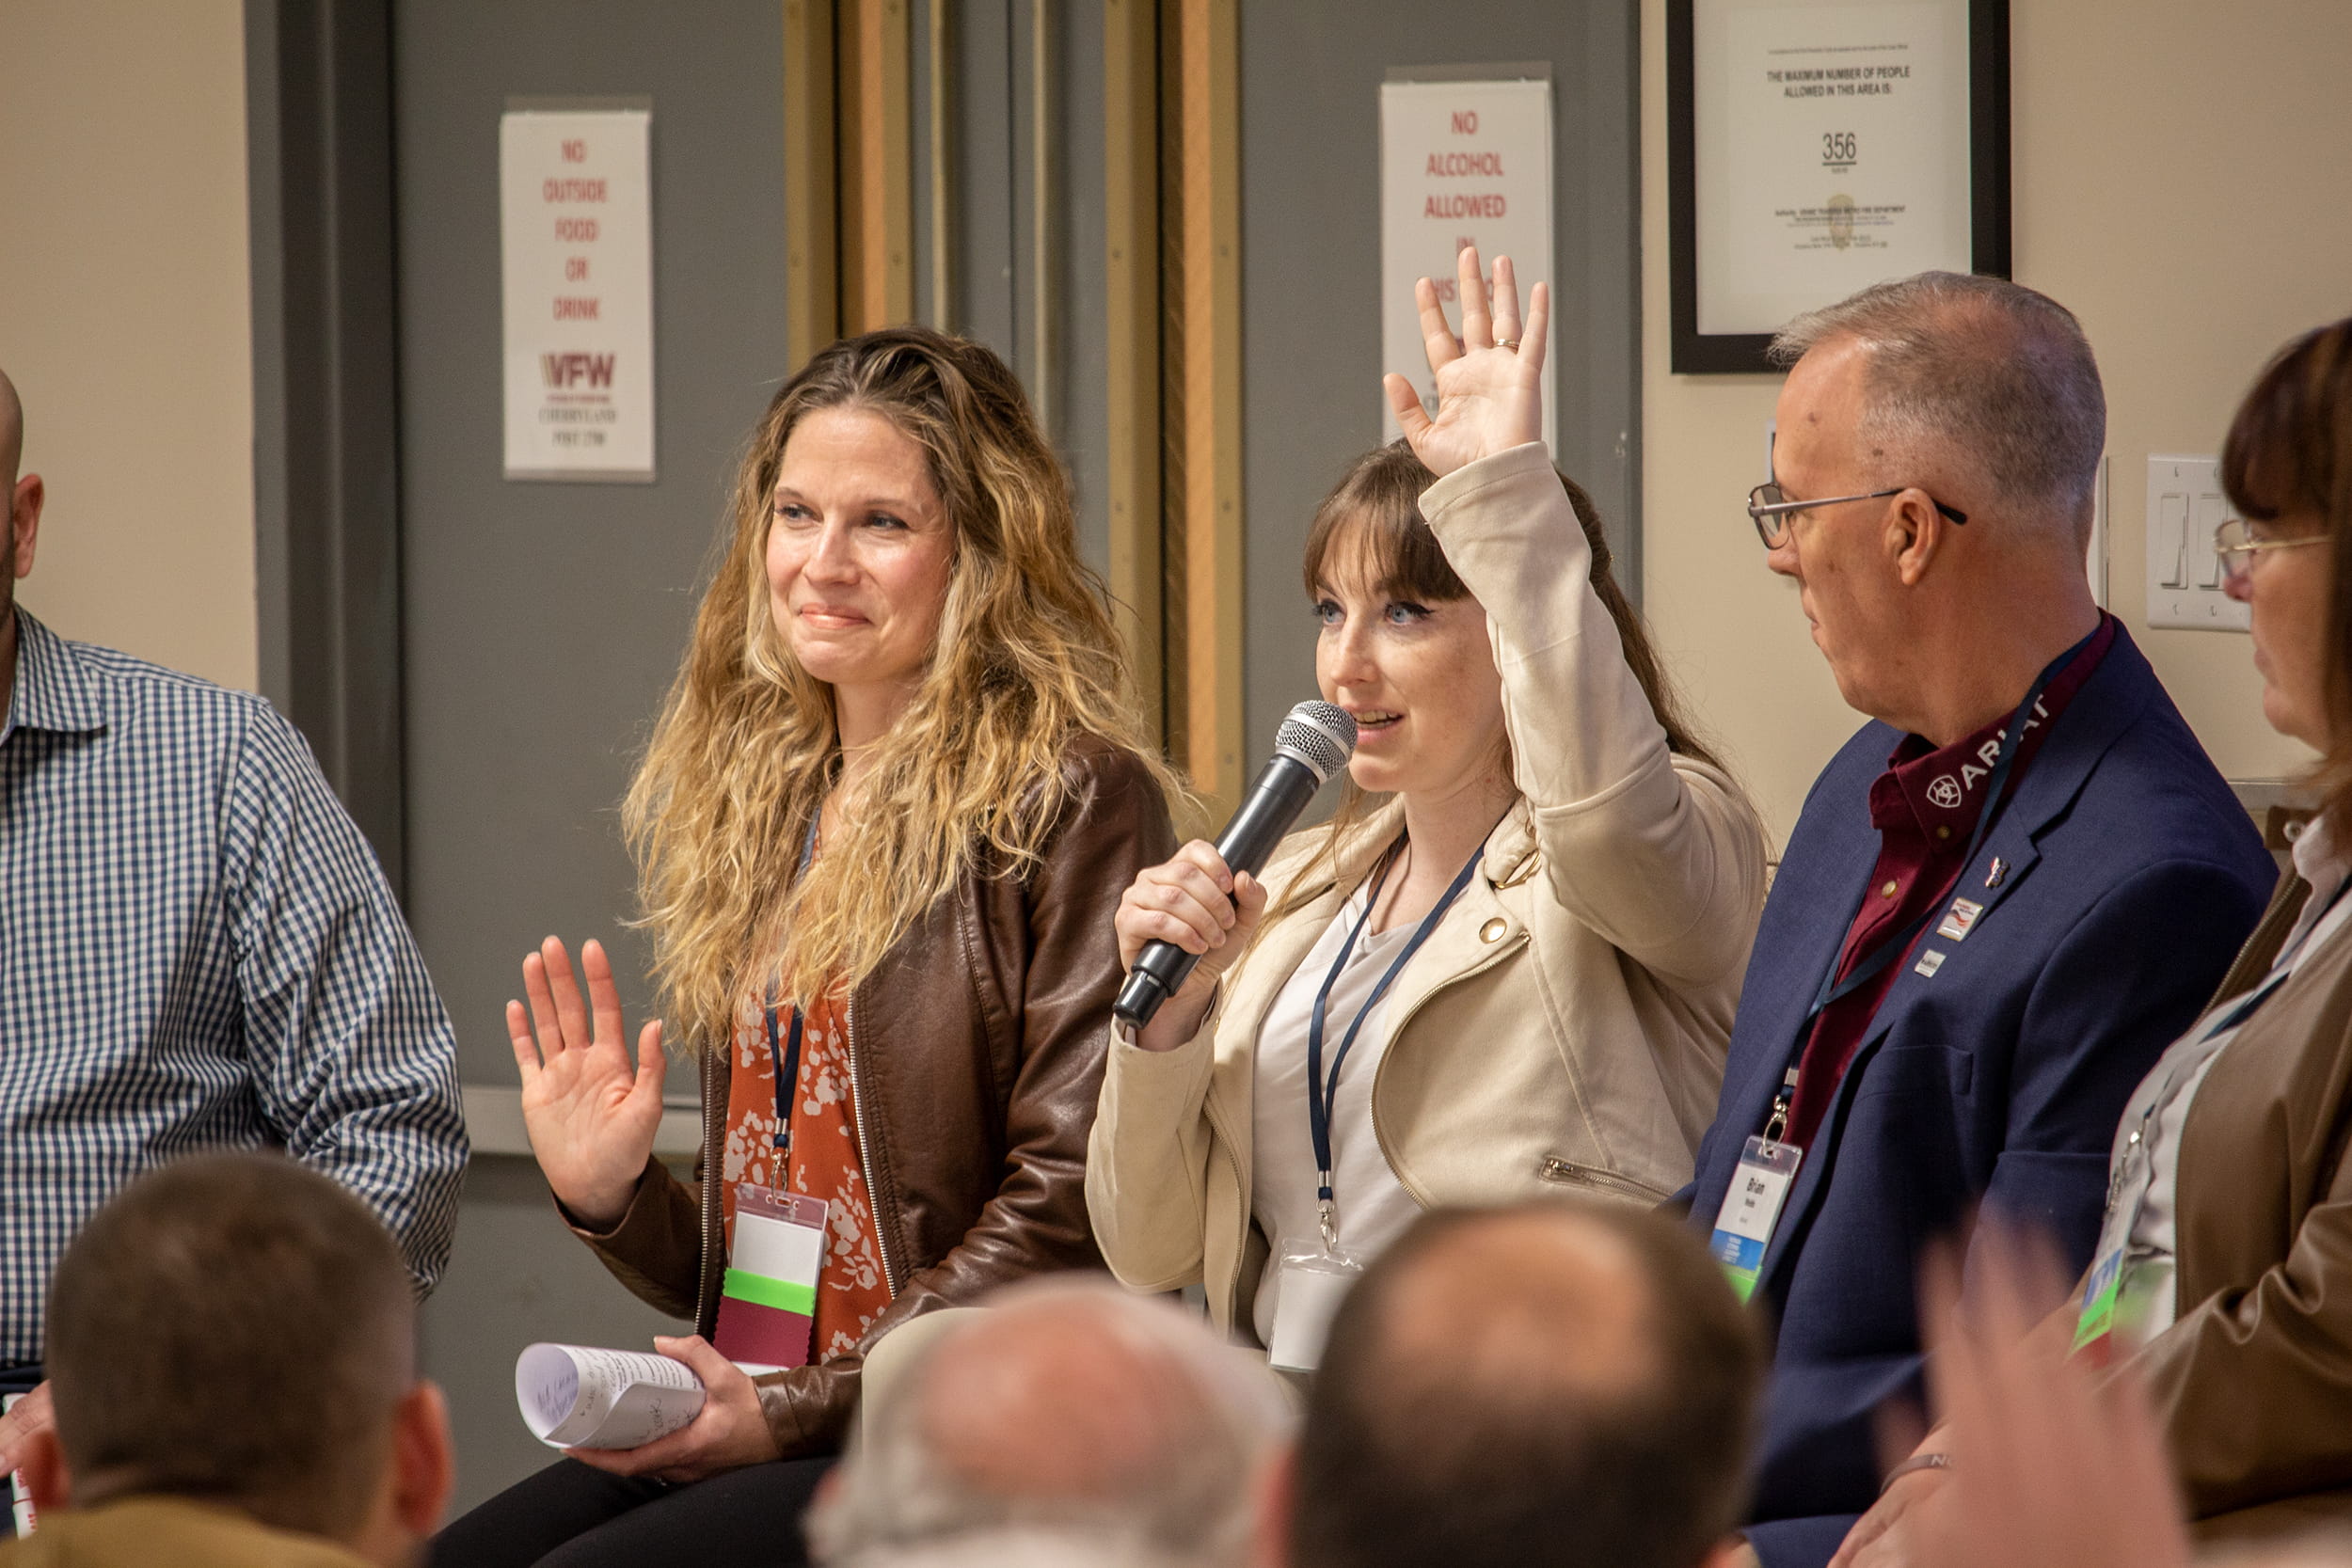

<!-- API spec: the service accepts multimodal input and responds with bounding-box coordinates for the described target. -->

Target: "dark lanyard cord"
[763,815,824,1157]
[2205,876,2352,1037]
[1305,828,1495,1240]
[1765,625,2102,1137]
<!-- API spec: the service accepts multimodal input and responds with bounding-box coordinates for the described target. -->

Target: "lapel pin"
[1985,857,2008,890]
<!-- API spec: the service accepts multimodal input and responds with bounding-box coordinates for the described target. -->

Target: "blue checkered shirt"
[0,612,467,1361]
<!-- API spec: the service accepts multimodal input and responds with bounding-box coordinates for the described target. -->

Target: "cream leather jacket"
[1086,443,1770,1337]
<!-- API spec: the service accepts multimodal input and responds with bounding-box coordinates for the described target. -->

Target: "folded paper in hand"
[516,1343,706,1450]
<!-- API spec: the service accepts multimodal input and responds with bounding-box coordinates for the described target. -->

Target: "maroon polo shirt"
[1780,614,2119,1152]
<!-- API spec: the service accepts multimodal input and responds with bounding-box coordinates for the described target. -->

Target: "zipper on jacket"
[1535,1155,1669,1202]
[844,990,901,1299]
[698,1045,724,1336]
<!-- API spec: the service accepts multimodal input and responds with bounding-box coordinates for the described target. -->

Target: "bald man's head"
[0,368,22,491]
[808,1281,1291,1567]
[1291,1201,1765,1568]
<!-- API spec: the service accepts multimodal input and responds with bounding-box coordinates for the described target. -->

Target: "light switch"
[2145,456,2249,632]
[2157,493,2190,588]
[2192,494,2227,588]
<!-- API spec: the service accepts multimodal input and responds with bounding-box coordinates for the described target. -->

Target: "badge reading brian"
[1935,897,1984,942]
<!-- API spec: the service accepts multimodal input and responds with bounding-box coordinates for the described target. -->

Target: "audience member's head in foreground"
[831,1528,1204,1568]
[1279,1199,1765,1568]
[7,1152,452,1568]
[807,1279,1291,1568]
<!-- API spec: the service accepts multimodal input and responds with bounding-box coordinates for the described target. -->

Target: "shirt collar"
[4,610,110,740]
[1868,613,2119,843]
[2292,810,2352,899]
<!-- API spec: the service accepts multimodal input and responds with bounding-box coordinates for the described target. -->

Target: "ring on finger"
[1498,337,1520,351]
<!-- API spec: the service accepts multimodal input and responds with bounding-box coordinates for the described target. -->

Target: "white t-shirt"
[1248,878,1430,1345]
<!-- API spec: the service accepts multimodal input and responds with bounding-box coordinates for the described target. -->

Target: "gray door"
[389,0,790,1507]
[1237,0,1643,768]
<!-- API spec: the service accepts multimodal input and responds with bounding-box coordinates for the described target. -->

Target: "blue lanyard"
[2204,876,2352,1037]
[762,815,824,1157]
[1764,625,2100,1139]
[1305,830,1492,1246]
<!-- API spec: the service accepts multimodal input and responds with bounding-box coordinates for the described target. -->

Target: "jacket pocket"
[1534,1156,1670,1203]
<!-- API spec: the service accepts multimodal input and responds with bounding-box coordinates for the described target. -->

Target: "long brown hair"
[2222,316,2352,828]
[625,326,1175,1049]
[1266,440,1722,923]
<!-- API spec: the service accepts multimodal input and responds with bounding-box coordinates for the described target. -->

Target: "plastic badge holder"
[1266,1235,1365,1374]
[714,1186,829,1374]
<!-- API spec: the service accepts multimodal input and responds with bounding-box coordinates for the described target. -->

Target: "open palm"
[509,935,668,1228]
[1383,245,1551,479]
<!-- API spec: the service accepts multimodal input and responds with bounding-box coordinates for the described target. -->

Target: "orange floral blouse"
[719,985,891,1361]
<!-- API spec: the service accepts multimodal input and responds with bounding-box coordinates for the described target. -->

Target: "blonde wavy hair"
[625,326,1174,1052]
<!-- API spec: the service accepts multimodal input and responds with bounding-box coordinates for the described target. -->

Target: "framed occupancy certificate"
[1669,0,2010,372]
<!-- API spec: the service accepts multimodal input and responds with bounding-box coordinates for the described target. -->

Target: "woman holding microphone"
[1087,250,1768,1362]
[437,326,1175,1566]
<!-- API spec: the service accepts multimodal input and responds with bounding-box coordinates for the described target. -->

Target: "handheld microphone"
[1115,700,1358,1030]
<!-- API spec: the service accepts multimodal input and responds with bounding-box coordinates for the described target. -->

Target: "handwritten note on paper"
[516,1343,706,1450]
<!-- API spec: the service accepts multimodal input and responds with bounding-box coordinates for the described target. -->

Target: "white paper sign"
[501,107,656,481]
[1693,0,1972,337]
[516,1342,705,1450]
[1379,75,1555,454]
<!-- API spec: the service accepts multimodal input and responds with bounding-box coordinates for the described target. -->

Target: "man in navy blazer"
[1681,273,2277,1568]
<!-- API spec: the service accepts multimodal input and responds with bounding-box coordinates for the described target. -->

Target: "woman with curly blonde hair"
[437,327,1176,1568]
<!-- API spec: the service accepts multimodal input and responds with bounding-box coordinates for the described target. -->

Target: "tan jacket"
[1086,444,1769,1337]
[572,735,1175,1456]
[0,1497,373,1568]
[2132,869,2352,1540]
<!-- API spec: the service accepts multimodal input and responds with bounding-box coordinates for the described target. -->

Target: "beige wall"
[0,1,255,690]
[1638,0,2352,847]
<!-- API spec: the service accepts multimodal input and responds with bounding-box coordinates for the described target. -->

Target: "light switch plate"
[2146,455,2248,632]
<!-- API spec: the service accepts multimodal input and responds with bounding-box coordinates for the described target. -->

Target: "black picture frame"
[1668,0,2010,375]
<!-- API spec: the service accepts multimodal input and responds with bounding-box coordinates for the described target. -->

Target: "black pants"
[431,1453,834,1568]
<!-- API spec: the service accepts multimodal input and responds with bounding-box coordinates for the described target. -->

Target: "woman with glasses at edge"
[1086,247,1769,1356]
[1837,316,2352,1560]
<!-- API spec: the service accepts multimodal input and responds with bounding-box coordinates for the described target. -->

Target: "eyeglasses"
[2214,516,2328,586]
[1746,483,1969,549]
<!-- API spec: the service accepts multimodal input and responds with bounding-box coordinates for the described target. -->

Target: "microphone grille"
[1274,701,1357,785]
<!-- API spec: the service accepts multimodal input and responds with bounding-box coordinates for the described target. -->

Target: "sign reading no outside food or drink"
[501,105,656,482]
[1379,72,1556,456]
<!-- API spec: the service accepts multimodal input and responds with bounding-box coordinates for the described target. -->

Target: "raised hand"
[509,936,668,1229]
[1884,1227,2189,1568]
[1383,245,1550,479]
[1114,841,1268,1053]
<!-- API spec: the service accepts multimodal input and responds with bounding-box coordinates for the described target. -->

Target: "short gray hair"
[837,1528,1201,1568]
[1770,272,2106,537]
[809,1281,1294,1568]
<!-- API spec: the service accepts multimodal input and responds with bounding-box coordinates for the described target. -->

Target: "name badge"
[2072,1245,2122,1362]
[1710,1137,1803,1303]
[1267,1236,1366,1373]
[715,1185,830,1373]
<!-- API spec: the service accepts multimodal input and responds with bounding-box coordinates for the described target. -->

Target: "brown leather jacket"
[2135,869,2352,1540]
[568,734,1174,1458]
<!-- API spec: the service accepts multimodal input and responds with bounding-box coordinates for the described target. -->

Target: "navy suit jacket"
[1686,627,2276,1568]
